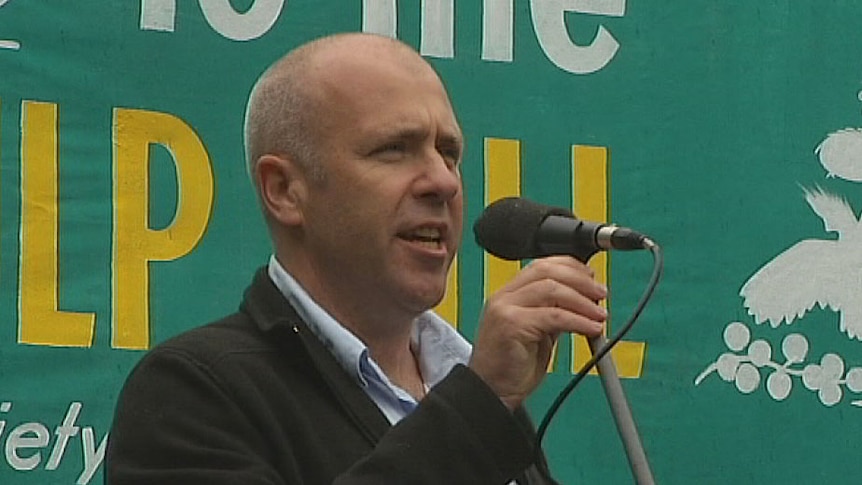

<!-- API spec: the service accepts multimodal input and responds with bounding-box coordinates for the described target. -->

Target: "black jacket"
[105,268,556,484]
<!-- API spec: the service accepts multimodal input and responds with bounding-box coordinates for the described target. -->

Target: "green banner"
[3,1,862,483]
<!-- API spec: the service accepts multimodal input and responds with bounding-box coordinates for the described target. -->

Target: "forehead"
[306,43,462,140]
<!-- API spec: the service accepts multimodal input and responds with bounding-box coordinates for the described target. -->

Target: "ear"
[254,154,308,227]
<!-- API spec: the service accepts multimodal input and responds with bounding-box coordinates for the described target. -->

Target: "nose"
[414,148,461,203]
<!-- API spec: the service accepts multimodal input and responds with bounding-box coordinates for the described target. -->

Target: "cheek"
[326,195,392,244]
[451,195,465,231]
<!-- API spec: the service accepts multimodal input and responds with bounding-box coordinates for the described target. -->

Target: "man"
[105,33,608,484]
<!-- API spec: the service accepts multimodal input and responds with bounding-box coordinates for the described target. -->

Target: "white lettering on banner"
[139,0,285,40]
[44,402,80,470]
[482,0,514,62]
[0,0,21,50]
[530,0,626,74]
[5,422,49,471]
[362,0,625,74]
[420,0,454,58]
[138,0,626,73]
[79,427,106,485]
[361,0,395,38]
[0,402,106,484]
[199,0,285,41]
[139,0,176,31]
[363,0,502,59]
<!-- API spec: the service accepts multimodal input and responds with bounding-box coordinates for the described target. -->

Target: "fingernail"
[596,283,608,297]
[597,306,608,319]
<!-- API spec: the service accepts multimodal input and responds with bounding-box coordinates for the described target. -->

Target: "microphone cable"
[533,238,664,469]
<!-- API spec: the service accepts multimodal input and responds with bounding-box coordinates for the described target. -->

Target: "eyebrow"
[437,132,464,154]
[373,124,463,149]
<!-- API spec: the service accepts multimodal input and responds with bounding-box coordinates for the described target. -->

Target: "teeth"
[403,227,443,249]
[413,227,441,240]
[415,239,441,249]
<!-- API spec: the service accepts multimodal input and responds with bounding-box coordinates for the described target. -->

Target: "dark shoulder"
[124,268,309,388]
[143,311,285,372]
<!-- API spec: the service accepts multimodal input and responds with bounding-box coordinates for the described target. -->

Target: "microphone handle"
[587,335,655,485]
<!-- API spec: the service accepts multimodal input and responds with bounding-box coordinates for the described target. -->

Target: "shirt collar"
[267,256,472,390]
[412,311,472,387]
[267,256,369,386]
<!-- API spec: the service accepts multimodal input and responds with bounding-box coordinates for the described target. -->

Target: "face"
[292,45,464,327]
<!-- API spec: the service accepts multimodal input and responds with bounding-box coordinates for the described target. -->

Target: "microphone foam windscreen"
[473,197,572,260]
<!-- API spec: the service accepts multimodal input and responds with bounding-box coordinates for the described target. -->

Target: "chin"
[404,285,447,313]
[390,267,450,313]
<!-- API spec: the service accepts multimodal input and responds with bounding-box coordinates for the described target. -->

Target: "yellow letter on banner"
[483,138,561,371]
[571,145,645,378]
[483,138,522,296]
[112,108,214,350]
[19,101,96,347]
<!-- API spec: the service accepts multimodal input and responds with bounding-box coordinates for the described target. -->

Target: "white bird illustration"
[816,128,862,182]
[740,187,862,340]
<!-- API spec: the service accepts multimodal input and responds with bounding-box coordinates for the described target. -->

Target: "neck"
[350,320,426,400]
[369,338,426,401]
[276,252,427,399]
[277,250,420,340]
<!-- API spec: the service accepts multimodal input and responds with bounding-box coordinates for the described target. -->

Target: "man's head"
[244,38,323,183]
[243,33,464,330]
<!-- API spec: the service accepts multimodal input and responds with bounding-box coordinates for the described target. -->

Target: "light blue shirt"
[267,256,472,424]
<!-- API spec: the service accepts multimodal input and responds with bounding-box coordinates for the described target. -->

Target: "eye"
[437,144,462,169]
[371,141,408,160]
[380,142,405,152]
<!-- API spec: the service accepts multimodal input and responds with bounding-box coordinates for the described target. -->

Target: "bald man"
[106,33,607,484]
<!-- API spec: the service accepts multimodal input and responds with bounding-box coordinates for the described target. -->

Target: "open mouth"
[400,226,444,250]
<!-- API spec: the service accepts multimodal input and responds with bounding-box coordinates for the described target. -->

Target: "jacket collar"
[239,267,391,444]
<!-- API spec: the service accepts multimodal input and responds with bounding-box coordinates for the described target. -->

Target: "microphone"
[473,196,657,485]
[473,196,652,263]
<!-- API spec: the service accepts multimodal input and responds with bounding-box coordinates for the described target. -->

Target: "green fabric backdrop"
[2,1,862,483]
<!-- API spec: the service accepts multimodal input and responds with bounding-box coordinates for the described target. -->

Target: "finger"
[499,256,606,301]
[493,277,608,322]
[507,305,605,338]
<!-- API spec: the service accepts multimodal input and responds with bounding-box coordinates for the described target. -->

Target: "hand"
[468,256,607,410]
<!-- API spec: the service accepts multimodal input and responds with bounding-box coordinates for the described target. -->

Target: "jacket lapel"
[240,267,391,445]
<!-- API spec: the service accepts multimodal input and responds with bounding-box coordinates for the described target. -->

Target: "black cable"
[533,240,664,463]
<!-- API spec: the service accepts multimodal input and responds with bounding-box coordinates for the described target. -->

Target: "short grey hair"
[243,34,423,187]
[243,45,323,186]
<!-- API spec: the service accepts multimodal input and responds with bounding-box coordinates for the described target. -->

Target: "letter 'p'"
[112,108,213,349]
